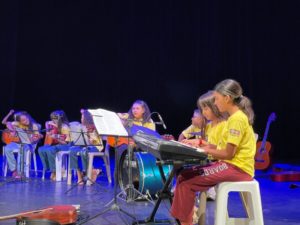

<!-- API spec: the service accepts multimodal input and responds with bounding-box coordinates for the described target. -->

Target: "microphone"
[157,113,167,130]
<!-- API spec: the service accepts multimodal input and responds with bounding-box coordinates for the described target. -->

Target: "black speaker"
[16,218,61,225]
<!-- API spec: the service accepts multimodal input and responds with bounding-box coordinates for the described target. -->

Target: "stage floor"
[0,155,300,225]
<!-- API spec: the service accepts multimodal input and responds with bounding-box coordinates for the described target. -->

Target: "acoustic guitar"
[0,205,78,225]
[255,112,276,170]
[2,129,43,145]
[44,124,67,145]
[1,129,20,144]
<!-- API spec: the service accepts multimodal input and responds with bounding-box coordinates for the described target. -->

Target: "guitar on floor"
[255,112,276,170]
[0,205,78,225]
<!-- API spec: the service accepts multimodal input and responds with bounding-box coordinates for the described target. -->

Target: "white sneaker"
[207,187,216,201]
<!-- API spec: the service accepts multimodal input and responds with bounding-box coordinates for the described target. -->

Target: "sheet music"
[15,127,32,144]
[88,108,128,137]
[69,122,90,146]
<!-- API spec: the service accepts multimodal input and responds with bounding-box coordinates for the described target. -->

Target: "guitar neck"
[0,209,49,221]
[261,122,271,147]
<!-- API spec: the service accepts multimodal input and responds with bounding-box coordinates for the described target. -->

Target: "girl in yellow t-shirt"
[118,99,155,131]
[182,91,226,202]
[107,99,156,147]
[171,79,256,225]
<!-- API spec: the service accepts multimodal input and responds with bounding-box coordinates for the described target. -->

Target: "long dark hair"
[80,109,95,132]
[50,110,69,132]
[128,100,152,122]
[197,91,227,139]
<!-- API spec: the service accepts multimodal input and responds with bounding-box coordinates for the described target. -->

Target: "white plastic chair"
[86,142,111,185]
[2,145,38,178]
[67,132,111,185]
[214,179,264,225]
[54,121,81,182]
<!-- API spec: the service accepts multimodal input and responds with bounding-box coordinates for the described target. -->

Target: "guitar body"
[255,141,272,170]
[44,135,55,145]
[44,124,66,145]
[44,124,58,145]
[1,129,20,144]
[107,136,129,147]
[16,205,77,225]
[254,112,276,170]
[0,205,77,225]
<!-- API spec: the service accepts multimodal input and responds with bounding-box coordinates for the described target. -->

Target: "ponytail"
[234,95,254,125]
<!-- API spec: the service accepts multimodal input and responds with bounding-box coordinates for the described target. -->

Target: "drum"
[118,151,172,197]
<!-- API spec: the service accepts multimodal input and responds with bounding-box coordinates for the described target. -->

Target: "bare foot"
[91,169,101,183]
[50,172,56,181]
[77,180,84,185]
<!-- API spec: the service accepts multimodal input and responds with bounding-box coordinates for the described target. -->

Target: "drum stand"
[117,143,154,204]
[77,136,137,225]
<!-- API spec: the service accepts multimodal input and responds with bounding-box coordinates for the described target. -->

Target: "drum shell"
[119,151,172,196]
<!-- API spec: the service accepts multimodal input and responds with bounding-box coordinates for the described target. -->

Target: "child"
[183,91,227,201]
[69,109,102,184]
[171,79,256,225]
[107,99,156,148]
[178,109,204,142]
[38,110,70,180]
[2,110,42,178]
[118,99,155,131]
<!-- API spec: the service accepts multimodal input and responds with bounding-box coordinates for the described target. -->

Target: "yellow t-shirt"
[120,113,156,131]
[181,125,202,139]
[205,121,227,145]
[217,110,256,177]
[61,124,71,142]
[88,129,103,151]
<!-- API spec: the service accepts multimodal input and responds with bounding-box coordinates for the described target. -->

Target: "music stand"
[117,124,156,204]
[0,128,35,185]
[77,109,137,225]
[65,124,103,194]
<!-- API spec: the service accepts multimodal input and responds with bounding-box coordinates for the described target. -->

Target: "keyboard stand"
[133,160,183,225]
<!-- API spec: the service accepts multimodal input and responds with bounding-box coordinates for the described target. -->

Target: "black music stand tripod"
[0,129,35,186]
[65,129,103,194]
[117,125,155,204]
[77,135,137,225]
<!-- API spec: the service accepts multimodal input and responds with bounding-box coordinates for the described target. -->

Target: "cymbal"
[189,131,202,136]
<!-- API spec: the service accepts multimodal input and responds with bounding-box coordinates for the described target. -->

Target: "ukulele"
[44,124,67,145]
[0,205,78,225]
[255,112,276,170]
